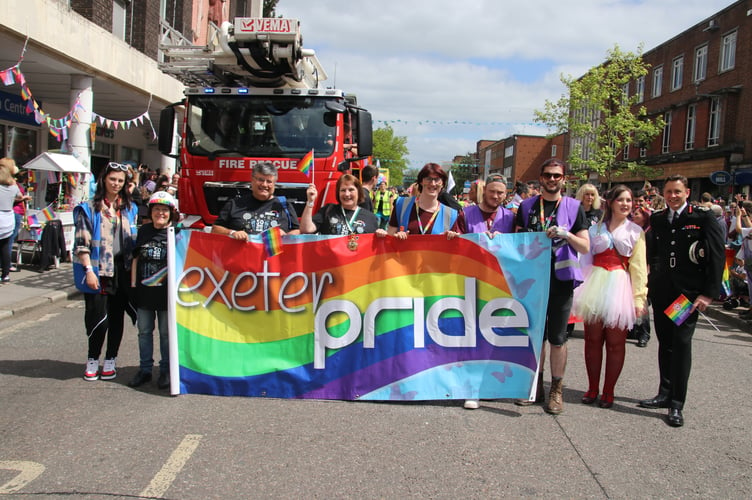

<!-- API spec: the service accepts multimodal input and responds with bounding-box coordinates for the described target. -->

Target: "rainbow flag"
[67,173,78,188]
[297,149,313,177]
[141,266,168,287]
[27,214,39,226]
[261,225,283,257]
[41,206,56,221]
[664,294,693,326]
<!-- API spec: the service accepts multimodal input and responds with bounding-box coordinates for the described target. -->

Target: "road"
[0,296,751,499]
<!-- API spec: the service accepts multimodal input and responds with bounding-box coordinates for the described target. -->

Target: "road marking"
[0,313,60,339]
[140,434,202,498]
[0,460,45,494]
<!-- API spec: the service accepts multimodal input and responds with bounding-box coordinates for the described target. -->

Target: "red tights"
[584,321,627,396]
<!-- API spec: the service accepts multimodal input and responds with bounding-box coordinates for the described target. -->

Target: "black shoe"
[636,338,648,348]
[667,408,684,427]
[638,395,670,409]
[157,372,170,390]
[128,371,152,388]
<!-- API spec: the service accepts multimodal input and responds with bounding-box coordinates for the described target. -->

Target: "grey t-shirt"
[0,184,20,211]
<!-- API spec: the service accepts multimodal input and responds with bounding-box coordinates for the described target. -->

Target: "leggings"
[84,270,136,359]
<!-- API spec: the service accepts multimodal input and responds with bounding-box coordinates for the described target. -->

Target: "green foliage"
[534,45,665,187]
[263,0,279,17]
[373,124,409,186]
[447,153,478,196]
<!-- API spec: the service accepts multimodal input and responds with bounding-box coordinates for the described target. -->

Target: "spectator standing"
[575,183,602,227]
[372,181,396,230]
[128,191,180,390]
[629,205,653,347]
[73,162,138,381]
[515,159,590,414]
[0,158,26,282]
[572,185,647,408]
[360,165,378,212]
[638,175,725,427]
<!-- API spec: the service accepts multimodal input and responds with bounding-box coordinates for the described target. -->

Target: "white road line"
[0,460,45,494]
[0,313,60,339]
[140,434,203,499]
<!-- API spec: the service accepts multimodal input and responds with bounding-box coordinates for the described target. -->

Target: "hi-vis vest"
[394,196,458,234]
[372,190,395,216]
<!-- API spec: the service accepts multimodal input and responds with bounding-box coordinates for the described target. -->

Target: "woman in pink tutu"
[573,185,647,408]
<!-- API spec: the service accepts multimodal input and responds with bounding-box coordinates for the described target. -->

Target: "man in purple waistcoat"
[515,159,590,415]
[456,174,516,409]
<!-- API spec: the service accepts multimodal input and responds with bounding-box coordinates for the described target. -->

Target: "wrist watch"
[307,202,314,208]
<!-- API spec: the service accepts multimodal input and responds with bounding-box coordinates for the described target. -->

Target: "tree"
[446,153,478,196]
[534,45,664,187]
[372,124,409,186]
[263,0,279,17]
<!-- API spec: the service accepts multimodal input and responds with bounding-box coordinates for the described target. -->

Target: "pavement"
[2,259,752,335]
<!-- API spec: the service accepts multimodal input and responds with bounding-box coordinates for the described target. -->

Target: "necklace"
[341,206,361,251]
[415,200,440,234]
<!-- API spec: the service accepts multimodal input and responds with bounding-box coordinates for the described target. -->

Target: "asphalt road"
[1,297,751,499]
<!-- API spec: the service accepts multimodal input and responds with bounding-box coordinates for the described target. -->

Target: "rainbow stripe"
[297,149,313,177]
[41,207,56,221]
[262,225,283,257]
[664,294,693,325]
[141,266,168,287]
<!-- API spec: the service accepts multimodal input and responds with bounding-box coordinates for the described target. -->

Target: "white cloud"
[276,0,734,173]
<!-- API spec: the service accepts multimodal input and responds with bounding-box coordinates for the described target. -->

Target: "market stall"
[15,152,90,266]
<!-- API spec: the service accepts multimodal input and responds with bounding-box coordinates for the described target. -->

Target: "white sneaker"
[84,358,99,381]
[100,358,117,380]
[463,399,480,409]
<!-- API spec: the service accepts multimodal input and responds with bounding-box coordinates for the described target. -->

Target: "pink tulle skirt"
[573,264,635,331]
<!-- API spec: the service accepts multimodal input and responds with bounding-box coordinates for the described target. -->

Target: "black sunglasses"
[541,172,563,180]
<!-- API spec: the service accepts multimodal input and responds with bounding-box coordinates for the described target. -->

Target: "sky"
[275,0,737,172]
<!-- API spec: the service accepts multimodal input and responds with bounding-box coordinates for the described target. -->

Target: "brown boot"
[515,372,545,406]
[545,378,564,415]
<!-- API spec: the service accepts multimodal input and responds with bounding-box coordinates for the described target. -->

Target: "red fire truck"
[157,15,372,228]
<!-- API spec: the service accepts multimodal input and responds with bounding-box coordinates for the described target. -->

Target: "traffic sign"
[710,170,731,185]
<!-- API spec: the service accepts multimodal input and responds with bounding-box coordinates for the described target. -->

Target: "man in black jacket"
[639,174,725,427]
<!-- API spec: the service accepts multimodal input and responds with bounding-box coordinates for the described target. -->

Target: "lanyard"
[341,206,361,234]
[539,197,561,230]
[416,202,440,234]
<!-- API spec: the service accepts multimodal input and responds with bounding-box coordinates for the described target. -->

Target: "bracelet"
[229,230,235,238]
[307,202,314,208]
[85,265,94,273]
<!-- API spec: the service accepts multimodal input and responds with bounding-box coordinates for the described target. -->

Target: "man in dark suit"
[639,174,725,427]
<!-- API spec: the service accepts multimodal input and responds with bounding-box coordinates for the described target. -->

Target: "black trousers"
[650,292,697,410]
[84,269,136,360]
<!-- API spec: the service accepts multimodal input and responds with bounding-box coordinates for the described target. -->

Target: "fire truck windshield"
[186,95,337,157]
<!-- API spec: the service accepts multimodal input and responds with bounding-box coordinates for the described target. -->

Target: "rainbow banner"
[41,206,56,221]
[297,149,313,177]
[171,231,551,400]
[664,294,693,325]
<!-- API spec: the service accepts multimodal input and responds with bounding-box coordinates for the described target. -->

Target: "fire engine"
[157,12,373,228]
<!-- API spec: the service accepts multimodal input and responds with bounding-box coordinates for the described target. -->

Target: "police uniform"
[646,204,725,412]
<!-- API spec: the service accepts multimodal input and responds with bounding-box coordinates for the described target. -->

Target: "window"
[708,97,720,146]
[639,146,647,158]
[623,141,630,161]
[694,44,707,83]
[622,83,629,106]
[662,111,672,154]
[685,104,696,150]
[652,66,663,98]
[720,30,737,72]
[671,56,683,91]
[635,76,645,103]
[551,144,557,157]
[113,0,127,40]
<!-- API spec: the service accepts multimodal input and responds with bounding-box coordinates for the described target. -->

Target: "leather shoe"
[638,395,670,409]
[636,338,647,348]
[157,371,170,390]
[581,390,598,404]
[128,371,152,388]
[667,408,684,427]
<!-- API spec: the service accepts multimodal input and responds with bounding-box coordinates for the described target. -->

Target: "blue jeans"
[8,213,22,265]
[136,308,169,374]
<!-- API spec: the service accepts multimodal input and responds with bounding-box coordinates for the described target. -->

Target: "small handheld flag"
[262,225,284,257]
[41,206,56,221]
[298,149,313,178]
[664,294,693,325]
[141,266,168,287]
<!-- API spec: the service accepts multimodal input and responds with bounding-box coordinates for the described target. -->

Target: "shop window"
[7,126,37,166]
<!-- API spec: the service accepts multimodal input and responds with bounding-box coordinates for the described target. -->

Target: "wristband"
[307,202,314,208]
[229,230,235,238]
[85,265,94,273]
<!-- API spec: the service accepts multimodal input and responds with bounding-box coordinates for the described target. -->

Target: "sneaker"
[463,399,480,410]
[1,276,10,283]
[100,358,117,380]
[84,358,99,381]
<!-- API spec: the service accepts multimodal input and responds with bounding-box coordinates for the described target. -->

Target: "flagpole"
[311,148,315,184]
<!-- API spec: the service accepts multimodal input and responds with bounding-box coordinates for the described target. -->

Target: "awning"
[22,152,89,173]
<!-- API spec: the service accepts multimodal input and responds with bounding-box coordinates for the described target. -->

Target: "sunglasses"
[105,162,133,180]
[541,172,563,180]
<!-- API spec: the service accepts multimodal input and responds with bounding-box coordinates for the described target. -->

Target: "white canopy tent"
[23,152,90,173]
